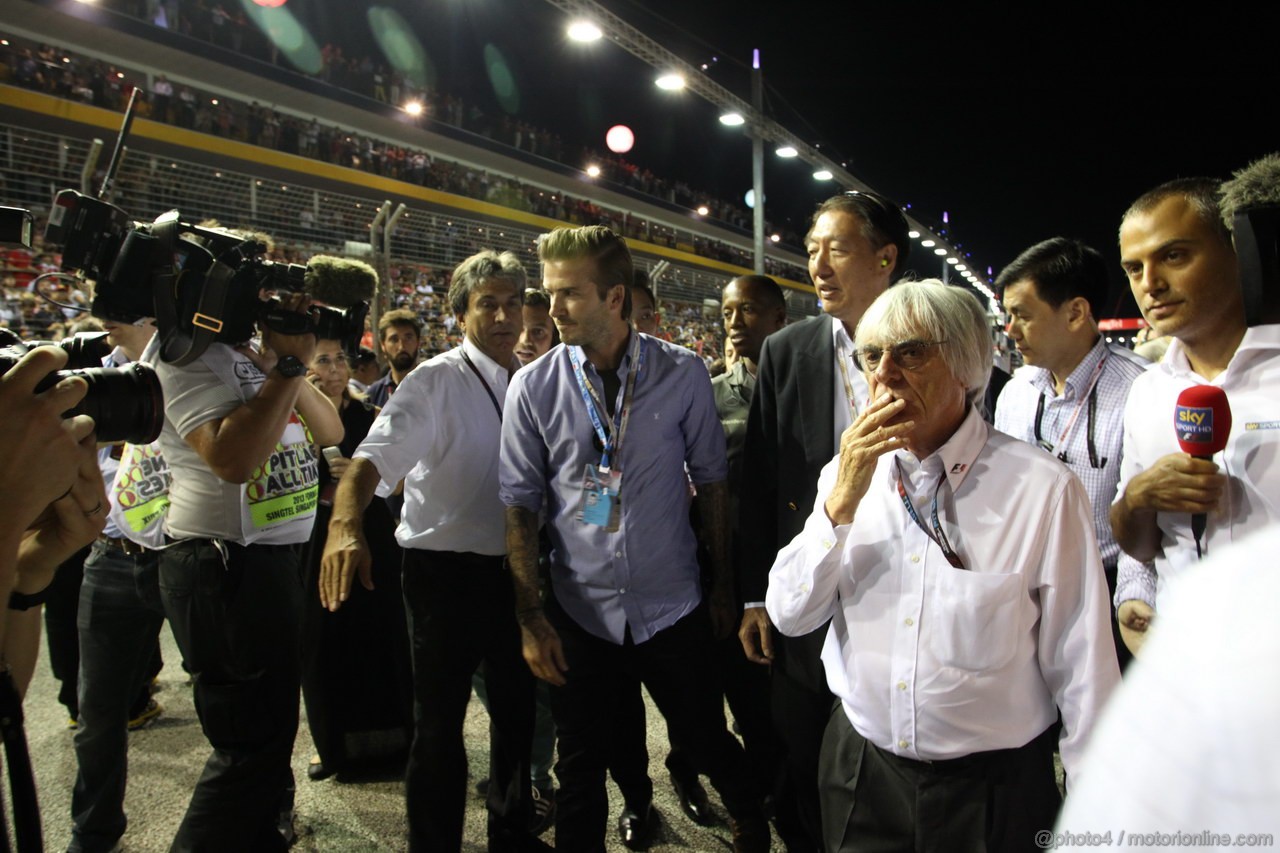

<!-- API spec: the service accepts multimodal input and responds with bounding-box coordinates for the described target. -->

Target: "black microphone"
[1173,385,1232,557]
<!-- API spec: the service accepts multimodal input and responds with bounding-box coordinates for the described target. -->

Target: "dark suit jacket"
[739,315,837,691]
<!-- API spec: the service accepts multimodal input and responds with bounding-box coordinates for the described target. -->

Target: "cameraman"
[153,291,341,851]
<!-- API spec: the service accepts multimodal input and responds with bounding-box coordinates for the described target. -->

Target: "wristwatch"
[275,355,306,378]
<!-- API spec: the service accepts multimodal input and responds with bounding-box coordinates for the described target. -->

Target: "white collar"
[461,335,512,386]
[890,405,987,494]
[1160,324,1280,384]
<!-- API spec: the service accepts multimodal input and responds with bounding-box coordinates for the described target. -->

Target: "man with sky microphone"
[1111,168,1280,654]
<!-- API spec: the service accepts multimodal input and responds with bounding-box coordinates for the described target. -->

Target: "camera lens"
[58,332,114,369]
[68,363,165,444]
[20,333,113,370]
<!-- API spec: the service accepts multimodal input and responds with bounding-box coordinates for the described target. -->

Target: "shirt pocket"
[928,568,1025,672]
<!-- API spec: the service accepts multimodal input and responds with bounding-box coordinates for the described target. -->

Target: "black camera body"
[0,329,163,444]
[45,190,373,365]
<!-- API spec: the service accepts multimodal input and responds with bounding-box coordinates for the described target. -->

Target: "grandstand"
[2,0,824,362]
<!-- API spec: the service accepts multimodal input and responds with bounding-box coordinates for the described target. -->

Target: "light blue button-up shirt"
[500,331,728,644]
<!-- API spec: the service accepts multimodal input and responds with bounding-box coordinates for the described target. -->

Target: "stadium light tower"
[540,0,988,292]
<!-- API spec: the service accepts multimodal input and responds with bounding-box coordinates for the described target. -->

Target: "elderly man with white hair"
[766,280,1119,853]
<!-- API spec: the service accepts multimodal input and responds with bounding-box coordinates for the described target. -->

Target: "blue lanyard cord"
[893,458,966,571]
[568,333,644,471]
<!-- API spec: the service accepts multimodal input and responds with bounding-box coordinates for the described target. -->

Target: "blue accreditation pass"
[578,464,623,531]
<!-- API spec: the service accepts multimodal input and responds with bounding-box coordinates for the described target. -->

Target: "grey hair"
[448,250,528,316]
[855,279,992,406]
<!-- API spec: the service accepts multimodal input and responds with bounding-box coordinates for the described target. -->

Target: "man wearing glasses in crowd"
[767,281,1118,852]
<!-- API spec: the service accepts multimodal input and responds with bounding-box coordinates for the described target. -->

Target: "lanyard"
[1033,353,1107,468]
[834,333,860,418]
[460,348,503,422]
[893,458,966,570]
[568,333,644,471]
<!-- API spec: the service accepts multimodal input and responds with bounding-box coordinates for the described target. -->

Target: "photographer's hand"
[237,294,317,373]
[0,346,96,541]
[17,429,107,593]
[263,292,318,365]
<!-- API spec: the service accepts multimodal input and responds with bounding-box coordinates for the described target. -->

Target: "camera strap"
[150,213,240,366]
[157,260,237,367]
[0,668,42,852]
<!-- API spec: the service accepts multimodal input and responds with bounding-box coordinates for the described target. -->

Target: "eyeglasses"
[854,339,947,372]
[311,354,352,369]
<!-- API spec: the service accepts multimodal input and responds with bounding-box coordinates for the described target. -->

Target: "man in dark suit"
[738,189,911,850]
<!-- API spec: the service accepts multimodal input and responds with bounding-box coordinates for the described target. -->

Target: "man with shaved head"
[1111,174,1280,653]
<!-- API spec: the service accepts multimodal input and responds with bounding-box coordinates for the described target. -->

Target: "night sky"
[291,0,1279,318]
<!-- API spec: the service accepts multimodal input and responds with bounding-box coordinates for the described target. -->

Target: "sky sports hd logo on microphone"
[1175,406,1215,444]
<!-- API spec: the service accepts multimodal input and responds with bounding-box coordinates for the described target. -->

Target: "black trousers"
[44,545,89,719]
[612,631,781,809]
[546,593,760,852]
[772,631,834,853]
[819,708,1061,853]
[159,538,303,853]
[401,550,535,853]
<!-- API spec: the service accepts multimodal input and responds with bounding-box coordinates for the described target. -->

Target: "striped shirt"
[995,336,1149,566]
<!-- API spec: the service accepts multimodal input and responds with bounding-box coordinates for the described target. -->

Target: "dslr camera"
[1,205,161,444]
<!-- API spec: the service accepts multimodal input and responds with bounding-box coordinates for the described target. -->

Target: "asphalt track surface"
[19,621,782,851]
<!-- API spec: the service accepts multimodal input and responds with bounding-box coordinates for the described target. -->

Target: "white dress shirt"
[1113,325,1280,608]
[831,316,869,444]
[355,336,512,555]
[766,406,1119,781]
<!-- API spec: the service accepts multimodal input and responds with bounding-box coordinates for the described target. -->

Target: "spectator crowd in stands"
[1,235,726,363]
[1,9,810,276]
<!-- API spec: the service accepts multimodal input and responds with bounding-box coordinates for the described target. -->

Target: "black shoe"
[669,771,714,826]
[127,699,163,731]
[475,777,490,797]
[307,756,336,781]
[277,808,298,847]
[529,784,556,836]
[729,812,771,853]
[617,803,655,850]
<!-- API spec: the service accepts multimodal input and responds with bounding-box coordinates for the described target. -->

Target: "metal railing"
[1,121,819,320]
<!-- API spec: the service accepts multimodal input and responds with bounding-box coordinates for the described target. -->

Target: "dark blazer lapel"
[795,317,837,463]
